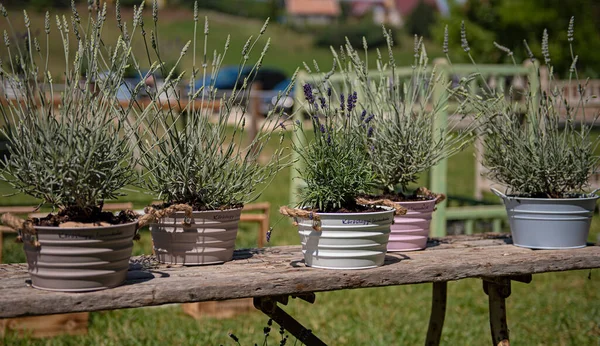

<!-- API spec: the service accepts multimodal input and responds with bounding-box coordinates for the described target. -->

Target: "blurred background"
[0,0,599,345]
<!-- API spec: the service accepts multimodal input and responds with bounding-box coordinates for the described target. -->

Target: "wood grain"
[1,234,598,319]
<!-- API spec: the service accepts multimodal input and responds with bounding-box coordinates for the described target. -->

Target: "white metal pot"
[296,207,395,270]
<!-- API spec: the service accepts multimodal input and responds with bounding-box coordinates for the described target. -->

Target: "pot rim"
[302,205,395,216]
[148,207,244,214]
[34,219,139,231]
[501,194,599,202]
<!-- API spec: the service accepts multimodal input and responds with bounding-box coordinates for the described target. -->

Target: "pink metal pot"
[387,199,436,252]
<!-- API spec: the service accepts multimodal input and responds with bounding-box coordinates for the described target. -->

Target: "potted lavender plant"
[0,4,144,291]
[332,30,474,252]
[460,19,599,249]
[132,5,292,265]
[280,81,405,270]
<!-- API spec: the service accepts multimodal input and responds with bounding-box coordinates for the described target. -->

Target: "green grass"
[2,130,600,345]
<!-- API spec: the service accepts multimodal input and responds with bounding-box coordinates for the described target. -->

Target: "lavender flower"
[303,83,315,104]
[339,93,345,113]
[347,91,357,113]
[365,113,374,124]
[278,122,286,130]
[327,87,332,97]
[360,110,366,121]
[266,227,272,242]
[319,96,326,109]
[295,119,301,125]
[320,123,326,133]
[367,127,374,138]
[327,133,331,145]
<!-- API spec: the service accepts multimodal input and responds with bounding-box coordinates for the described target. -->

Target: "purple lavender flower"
[319,97,326,109]
[303,83,315,104]
[327,87,332,97]
[347,91,357,113]
[295,119,301,125]
[339,93,345,112]
[327,133,332,145]
[365,113,374,124]
[360,110,366,121]
[370,144,375,152]
[320,123,326,133]
[266,227,272,242]
[367,126,374,138]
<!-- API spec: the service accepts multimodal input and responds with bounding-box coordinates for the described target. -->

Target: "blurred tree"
[435,0,600,77]
[405,0,437,38]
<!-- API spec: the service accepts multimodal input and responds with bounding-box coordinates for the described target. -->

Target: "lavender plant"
[330,29,474,198]
[128,1,293,210]
[458,18,599,198]
[0,2,140,221]
[293,81,375,212]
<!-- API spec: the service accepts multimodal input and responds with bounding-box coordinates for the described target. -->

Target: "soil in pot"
[24,208,138,292]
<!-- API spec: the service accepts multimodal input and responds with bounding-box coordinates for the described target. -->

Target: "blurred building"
[285,0,341,25]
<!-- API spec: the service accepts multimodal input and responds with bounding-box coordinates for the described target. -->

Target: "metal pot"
[296,207,394,270]
[387,199,436,252]
[25,221,138,292]
[151,208,242,265]
[492,188,598,249]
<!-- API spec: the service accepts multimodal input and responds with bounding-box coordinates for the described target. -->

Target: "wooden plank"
[0,235,598,318]
[181,299,254,320]
[0,313,89,338]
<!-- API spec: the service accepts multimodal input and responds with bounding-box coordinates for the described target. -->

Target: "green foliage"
[314,21,390,50]
[0,3,139,216]
[293,81,374,211]
[332,30,473,194]
[182,0,273,19]
[405,0,437,39]
[459,20,600,197]
[129,4,292,209]
[436,0,600,77]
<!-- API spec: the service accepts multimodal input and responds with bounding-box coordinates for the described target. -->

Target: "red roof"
[351,0,438,17]
[286,0,341,17]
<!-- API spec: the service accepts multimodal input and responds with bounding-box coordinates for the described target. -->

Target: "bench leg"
[425,281,447,346]
[254,294,327,346]
[484,279,511,346]
[482,275,532,346]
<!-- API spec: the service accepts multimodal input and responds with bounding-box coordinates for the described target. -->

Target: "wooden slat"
[0,235,598,319]
[0,313,89,338]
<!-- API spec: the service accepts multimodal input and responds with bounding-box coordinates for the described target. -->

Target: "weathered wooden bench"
[1,234,598,346]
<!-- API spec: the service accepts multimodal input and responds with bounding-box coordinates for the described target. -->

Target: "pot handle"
[490,187,507,199]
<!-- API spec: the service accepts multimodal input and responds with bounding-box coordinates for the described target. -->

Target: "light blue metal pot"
[492,188,599,249]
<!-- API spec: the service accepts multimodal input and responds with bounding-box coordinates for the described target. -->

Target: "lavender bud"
[45,11,50,34]
[541,29,550,64]
[0,4,7,17]
[523,39,534,61]
[228,333,239,342]
[279,122,286,130]
[295,119,301,125]
[319,96,327,109]
[367,127,374,138]
[365,113,374,124]
[567,16,574,42]
[340,93,345,112]
[326,133,331,145]
[327,87,332,97]
[152,0,158,23]
[443,25,449,54]
[266,227,272,242]
[319,124,326,133]
[303,83,315,104]
[460,21,470,53]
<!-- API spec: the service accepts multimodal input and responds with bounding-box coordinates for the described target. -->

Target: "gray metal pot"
[296,207,394,270]
[25,221,138,292]
[151,208,242,265]
[492,188,598,249]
